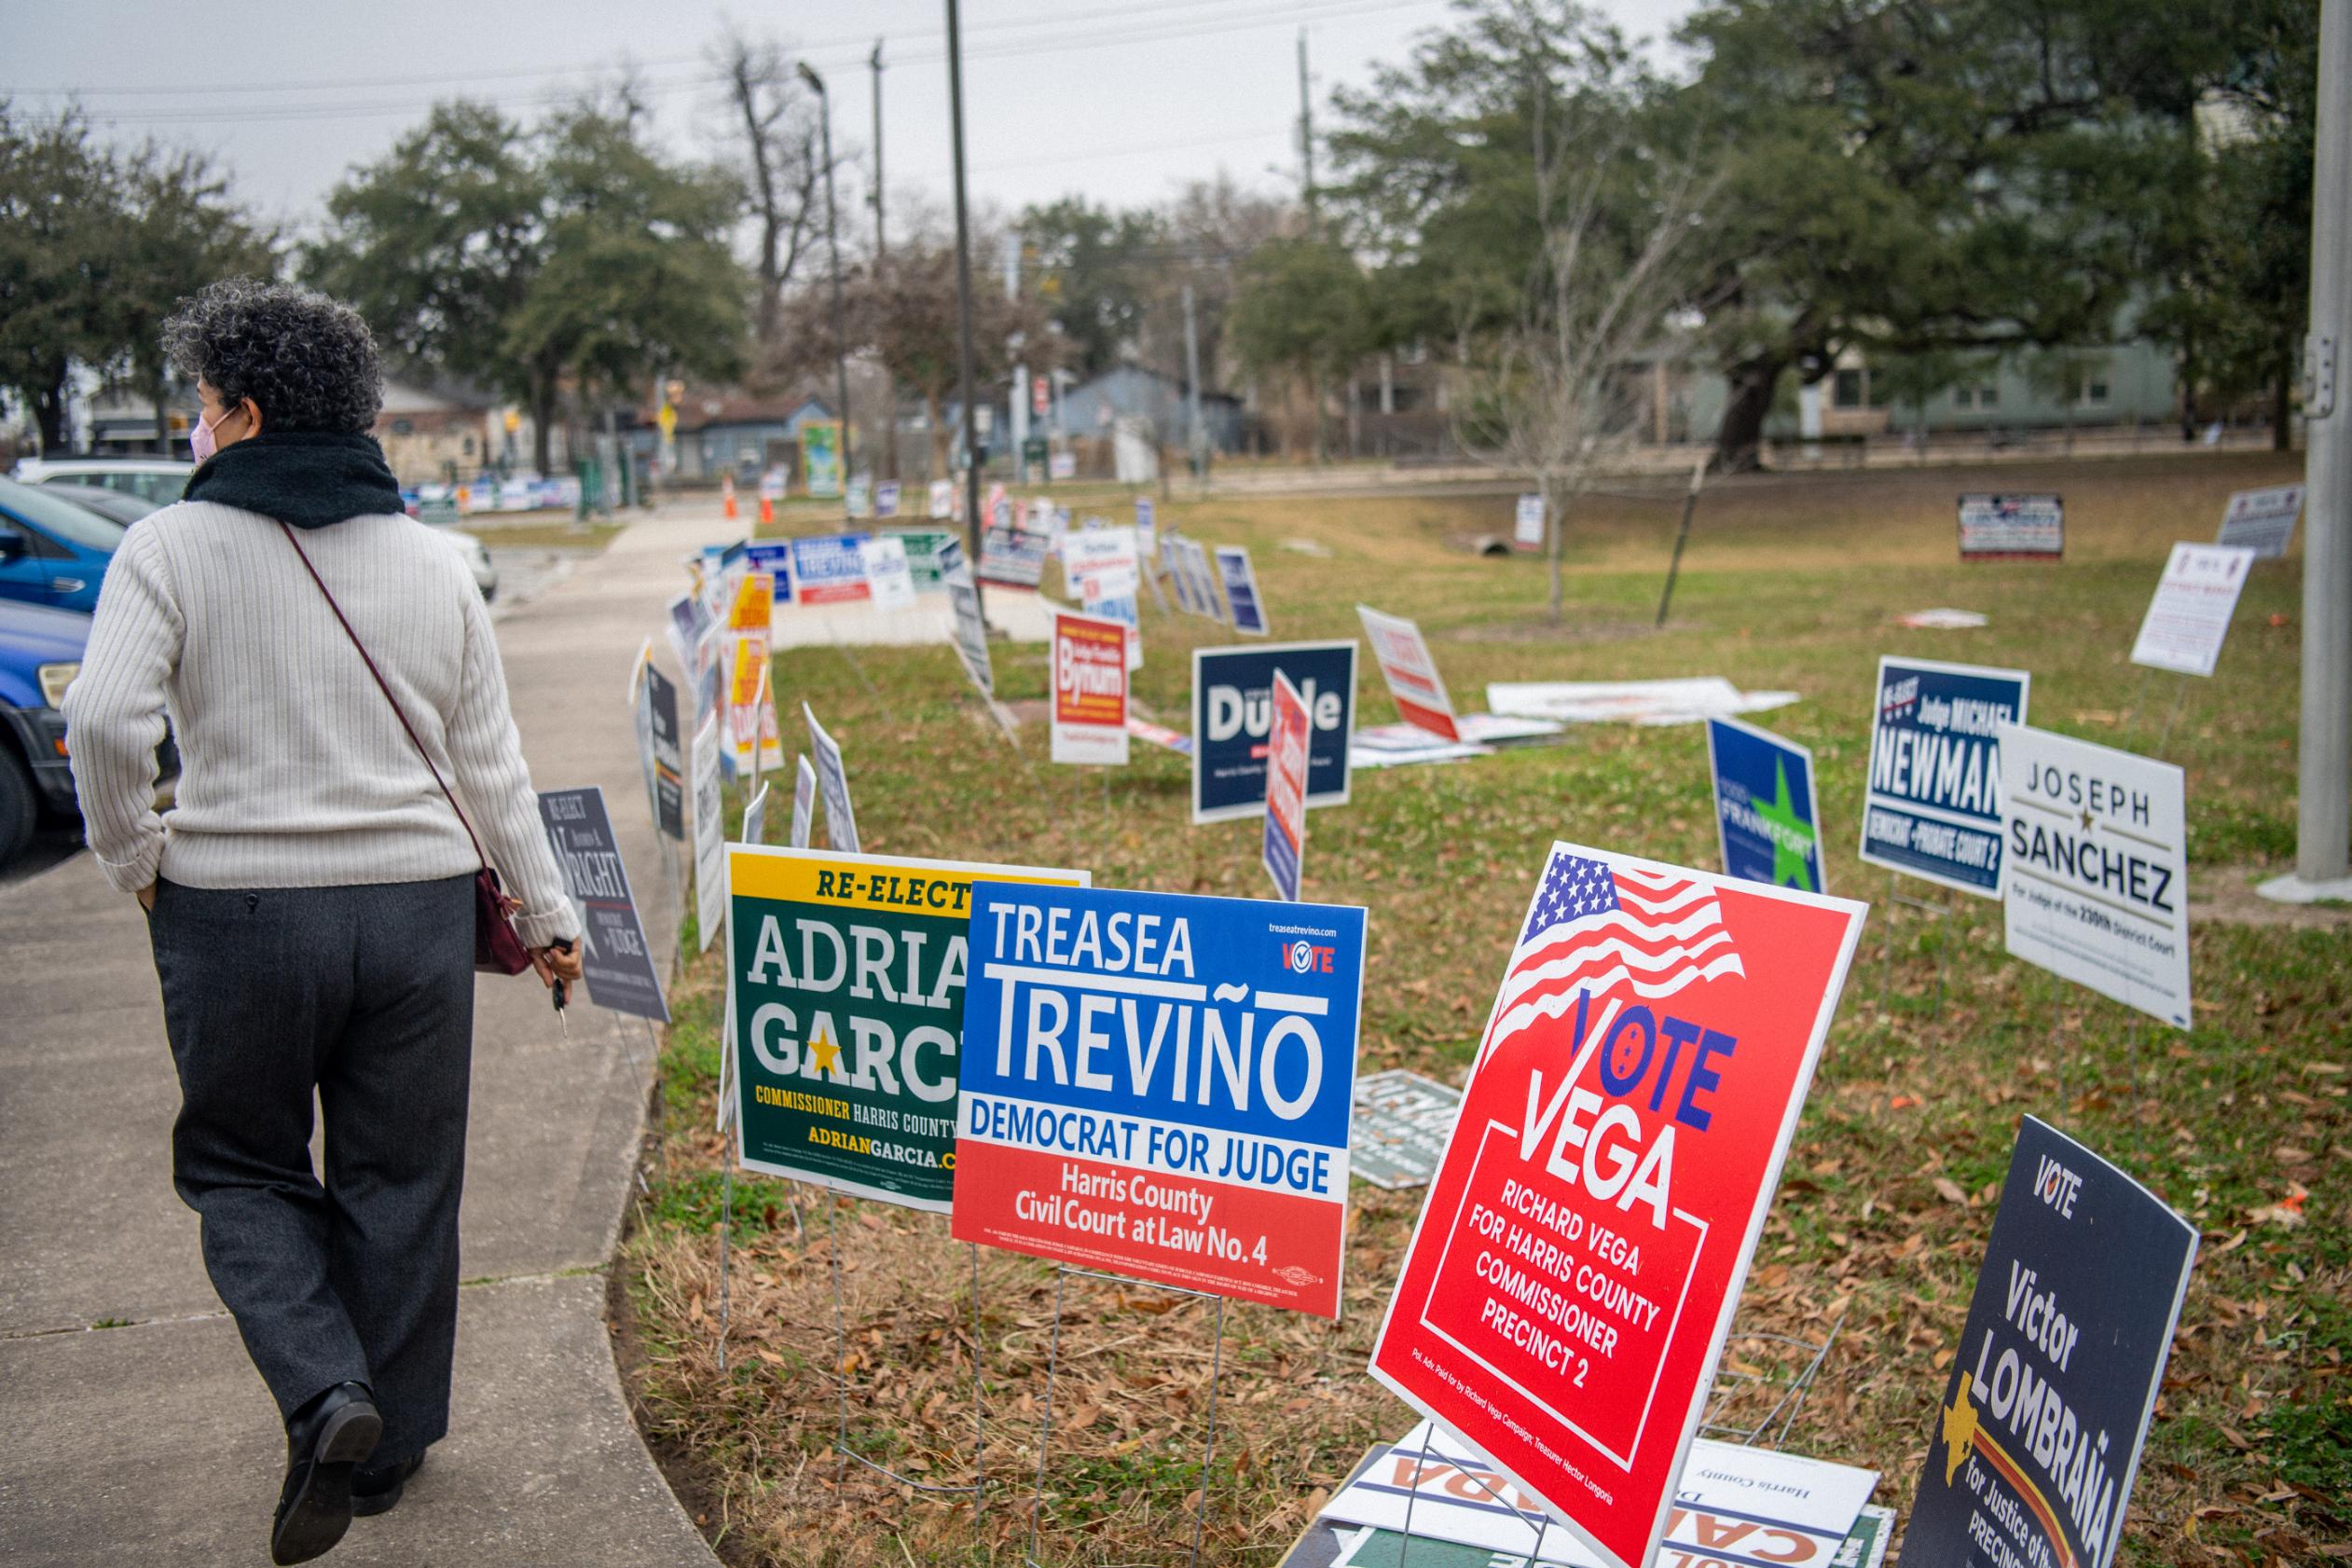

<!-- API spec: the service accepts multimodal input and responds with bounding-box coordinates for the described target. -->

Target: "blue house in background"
[1056,365,1245,453]
[639,394,834,482]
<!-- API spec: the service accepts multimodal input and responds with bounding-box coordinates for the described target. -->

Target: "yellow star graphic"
[1940,1370,1981,1487]
[807,1026,843,1077]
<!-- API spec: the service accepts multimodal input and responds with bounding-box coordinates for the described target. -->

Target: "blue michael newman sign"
[1190,640,1355,824]
[1860,656,2031,897]
[1706,716,1825,892]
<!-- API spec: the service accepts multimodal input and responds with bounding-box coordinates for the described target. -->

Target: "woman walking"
[64,278,584,1564]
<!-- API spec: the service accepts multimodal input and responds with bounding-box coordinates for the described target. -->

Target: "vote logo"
[1282,940,1336,975]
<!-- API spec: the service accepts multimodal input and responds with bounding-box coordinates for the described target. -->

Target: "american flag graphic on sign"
[1482,850,1744,1062]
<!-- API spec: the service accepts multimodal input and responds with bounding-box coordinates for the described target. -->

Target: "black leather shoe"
[351,1451,424,1519]
[270,1382,381,1564]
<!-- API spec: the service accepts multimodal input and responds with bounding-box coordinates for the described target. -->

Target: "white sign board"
[1356,604,1460,741]
[1514,492,1545,550]
[740,780,769,846]
[790,753,816,849]
[690,712,725,953]
[2129,543,2254,678]
[928,478,956,519]
[1999,724,2189,1028]
[802,703,860,852]
[2215,484,2303,558]
[860,534,919,612]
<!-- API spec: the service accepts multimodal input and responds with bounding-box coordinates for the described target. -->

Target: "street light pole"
[799,61,854,523]
[2264,0,2352,902]
[945,0,986,616]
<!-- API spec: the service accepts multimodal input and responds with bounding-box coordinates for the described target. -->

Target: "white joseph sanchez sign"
[1998,724,2189,1029]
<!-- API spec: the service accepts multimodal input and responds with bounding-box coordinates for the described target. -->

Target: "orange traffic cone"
[722,473,738,520]
[759,494,775,526]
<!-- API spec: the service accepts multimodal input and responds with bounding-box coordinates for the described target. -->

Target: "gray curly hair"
[161,278,384,434]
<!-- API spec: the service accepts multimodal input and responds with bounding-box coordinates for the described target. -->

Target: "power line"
[15,0,1439,113]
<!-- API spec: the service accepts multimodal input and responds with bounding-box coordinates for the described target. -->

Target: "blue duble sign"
[1902,1116,2195,1568]
[1706,716,1825,893]
[1190,640,1356,825]
[1859,656,2031,897]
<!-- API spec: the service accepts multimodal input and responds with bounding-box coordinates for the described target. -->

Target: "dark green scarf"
[182,430,406,530]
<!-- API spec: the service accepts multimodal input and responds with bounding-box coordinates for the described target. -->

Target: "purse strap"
[276,520,492,873]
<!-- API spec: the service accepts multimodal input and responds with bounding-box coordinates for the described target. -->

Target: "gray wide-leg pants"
[148,872,476,1463]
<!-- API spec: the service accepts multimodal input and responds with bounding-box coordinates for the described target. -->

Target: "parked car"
[13,456,192,508]
[0,599,91,864]
[431,522,499,600]
[47,486,161,527]
[0,475,127,613]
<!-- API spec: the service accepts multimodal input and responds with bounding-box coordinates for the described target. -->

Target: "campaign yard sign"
[1135,495,1157,555]
[1998,726,2189,1029]
[944,548,995,696]
[1192,641,1357,823]
[1706,717,1825,893]
[1065,527,1144,671]
[744,542,794,602]
[1357,605,1461,741]
[952,883,1367,1316]
[1052,609,1131,766]
[860,535,918,612]
[692,713,725,953]
[928,478,956,519]
[1263,670,1312,901]
[1859,658,2030,898]
[1370,844,1868,1568]
[539,787,669,1023]
[804,704,861,853]
[882,527,957,591]
[741,781,769,846]
[2215,483,2303,558]
[1958,494,2064,560]
[641,662,685,840]
[1186,540,1227,623]
[725,846,1087,1211]
[980,523,1049,589]
[791,533,873,606]
[1216,544,1271,635]
[1902,1117,2196,1568]
[791,754,816,849]
[1515,493,1545,551]
[2129,543,2254,678]
[1349,1070,1464,1191]
[874,480,901,518]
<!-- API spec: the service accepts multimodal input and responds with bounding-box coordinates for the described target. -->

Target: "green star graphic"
[1754,758,1818,891]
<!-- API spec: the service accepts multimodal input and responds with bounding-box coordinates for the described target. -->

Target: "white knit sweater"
[64,501,576,948]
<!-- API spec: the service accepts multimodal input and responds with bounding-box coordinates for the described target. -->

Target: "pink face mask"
[190,406,231,464]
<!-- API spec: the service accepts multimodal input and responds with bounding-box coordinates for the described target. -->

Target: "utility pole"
[1182,282,1206,484]
[799,62,853,520]
[2264,0,2352,901]
[1297,30,1317,233]
[869,42,886,265]
[945,0,986,615]
[871,39,897,483]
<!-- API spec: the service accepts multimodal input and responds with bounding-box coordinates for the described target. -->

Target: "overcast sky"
[13,0,1699,242]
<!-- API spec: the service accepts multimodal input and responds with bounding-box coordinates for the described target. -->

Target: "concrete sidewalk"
[0,504,731,1566]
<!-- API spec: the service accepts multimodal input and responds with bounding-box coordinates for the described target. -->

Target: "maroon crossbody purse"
[278,521,534,976]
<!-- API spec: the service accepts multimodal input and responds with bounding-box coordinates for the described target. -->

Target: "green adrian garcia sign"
[723,844,1088,1211]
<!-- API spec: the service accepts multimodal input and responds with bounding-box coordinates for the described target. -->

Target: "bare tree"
[710,29,824,355]
[1461,7,1713,621]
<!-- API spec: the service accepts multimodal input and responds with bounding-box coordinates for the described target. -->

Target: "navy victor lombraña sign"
[1902,1116,2196,1568]
[1859,657,2030,897]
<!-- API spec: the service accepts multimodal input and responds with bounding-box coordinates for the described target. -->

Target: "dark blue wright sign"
[1859,656,2030,897]
[1190,641,1356,824]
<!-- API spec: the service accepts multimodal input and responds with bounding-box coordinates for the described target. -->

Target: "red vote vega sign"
[1369,843,1866,1568]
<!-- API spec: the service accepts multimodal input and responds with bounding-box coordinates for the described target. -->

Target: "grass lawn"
[618,448,2346,1567]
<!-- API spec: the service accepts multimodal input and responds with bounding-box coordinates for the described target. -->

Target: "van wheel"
[0,747,36,869]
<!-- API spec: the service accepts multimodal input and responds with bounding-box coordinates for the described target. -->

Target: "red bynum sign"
[1369,842,1866,1568]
